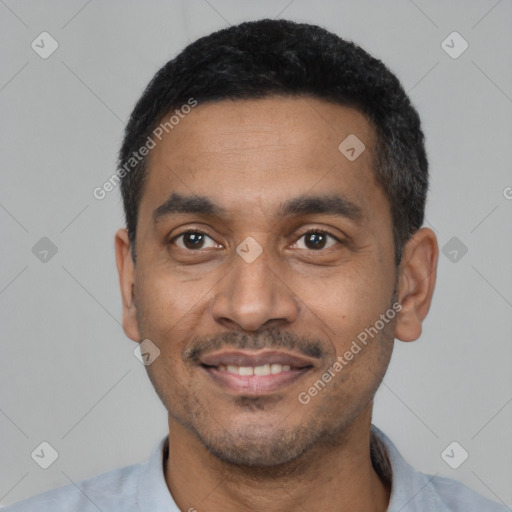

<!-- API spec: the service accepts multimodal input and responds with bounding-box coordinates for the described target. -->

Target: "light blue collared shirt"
[2,425,508,511]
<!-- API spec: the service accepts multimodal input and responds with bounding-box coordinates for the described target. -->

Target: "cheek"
[134,269,207,347]
[293,257,394,345]
[342,269,392,327]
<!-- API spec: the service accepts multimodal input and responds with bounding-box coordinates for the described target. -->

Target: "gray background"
[1,0,511,508]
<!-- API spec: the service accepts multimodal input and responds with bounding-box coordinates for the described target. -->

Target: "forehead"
[140,96,387,226]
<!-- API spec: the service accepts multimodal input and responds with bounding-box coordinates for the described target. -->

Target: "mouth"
[198,350,315,395]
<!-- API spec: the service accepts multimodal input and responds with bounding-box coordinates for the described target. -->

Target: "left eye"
[293,230,339,250]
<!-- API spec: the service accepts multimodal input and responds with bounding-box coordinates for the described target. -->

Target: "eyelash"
[169,228,343,251]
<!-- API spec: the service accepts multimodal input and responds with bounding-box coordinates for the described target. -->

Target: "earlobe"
[394,228,438,343]
[115,228,141,342]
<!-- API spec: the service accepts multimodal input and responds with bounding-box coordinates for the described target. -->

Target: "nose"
[210,244,300,332]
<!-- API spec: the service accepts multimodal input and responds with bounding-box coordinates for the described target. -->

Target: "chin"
[194,420,322,468]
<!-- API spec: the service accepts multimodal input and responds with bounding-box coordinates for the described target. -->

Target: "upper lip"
[199,350,315,369]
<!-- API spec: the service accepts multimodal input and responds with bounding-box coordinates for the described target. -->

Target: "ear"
[115,228,141,342]
[395,227,438,342]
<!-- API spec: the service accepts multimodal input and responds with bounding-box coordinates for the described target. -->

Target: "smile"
[198,350,315,394]
[216,363,291,375]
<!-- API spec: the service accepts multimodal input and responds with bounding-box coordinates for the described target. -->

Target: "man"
[5,18,506,512]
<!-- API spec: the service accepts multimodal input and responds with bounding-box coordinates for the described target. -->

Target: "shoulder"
[428,474,509,512]
[370,425,508,512]
[1,462,143,512]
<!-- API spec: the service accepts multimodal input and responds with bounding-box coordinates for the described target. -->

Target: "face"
[116,96,431,468]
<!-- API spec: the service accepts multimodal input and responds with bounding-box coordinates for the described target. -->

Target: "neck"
[164,407,391,512]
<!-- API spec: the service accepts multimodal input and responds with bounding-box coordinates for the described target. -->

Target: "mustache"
[182,327,326,363]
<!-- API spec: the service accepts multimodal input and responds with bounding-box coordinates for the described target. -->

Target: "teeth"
[270,363,282,374]
[254,364,270,376]
[218,363,292,375]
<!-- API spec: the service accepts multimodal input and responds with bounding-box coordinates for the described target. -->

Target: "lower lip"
[201,366,312,394]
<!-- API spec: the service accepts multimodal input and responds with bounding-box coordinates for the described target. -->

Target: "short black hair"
[119,18,428,266]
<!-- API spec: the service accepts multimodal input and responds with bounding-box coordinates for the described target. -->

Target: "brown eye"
[294,230,339,251]
[173,231,218,250]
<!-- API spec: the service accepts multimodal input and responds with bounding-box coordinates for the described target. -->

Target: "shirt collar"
[371,425,452,511]
[137,435,180,511]
[138,426,452,512]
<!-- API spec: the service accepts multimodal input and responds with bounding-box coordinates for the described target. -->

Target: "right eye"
[170,230,220,251]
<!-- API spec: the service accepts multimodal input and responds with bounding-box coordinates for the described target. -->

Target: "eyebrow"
[152,192,364,224]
